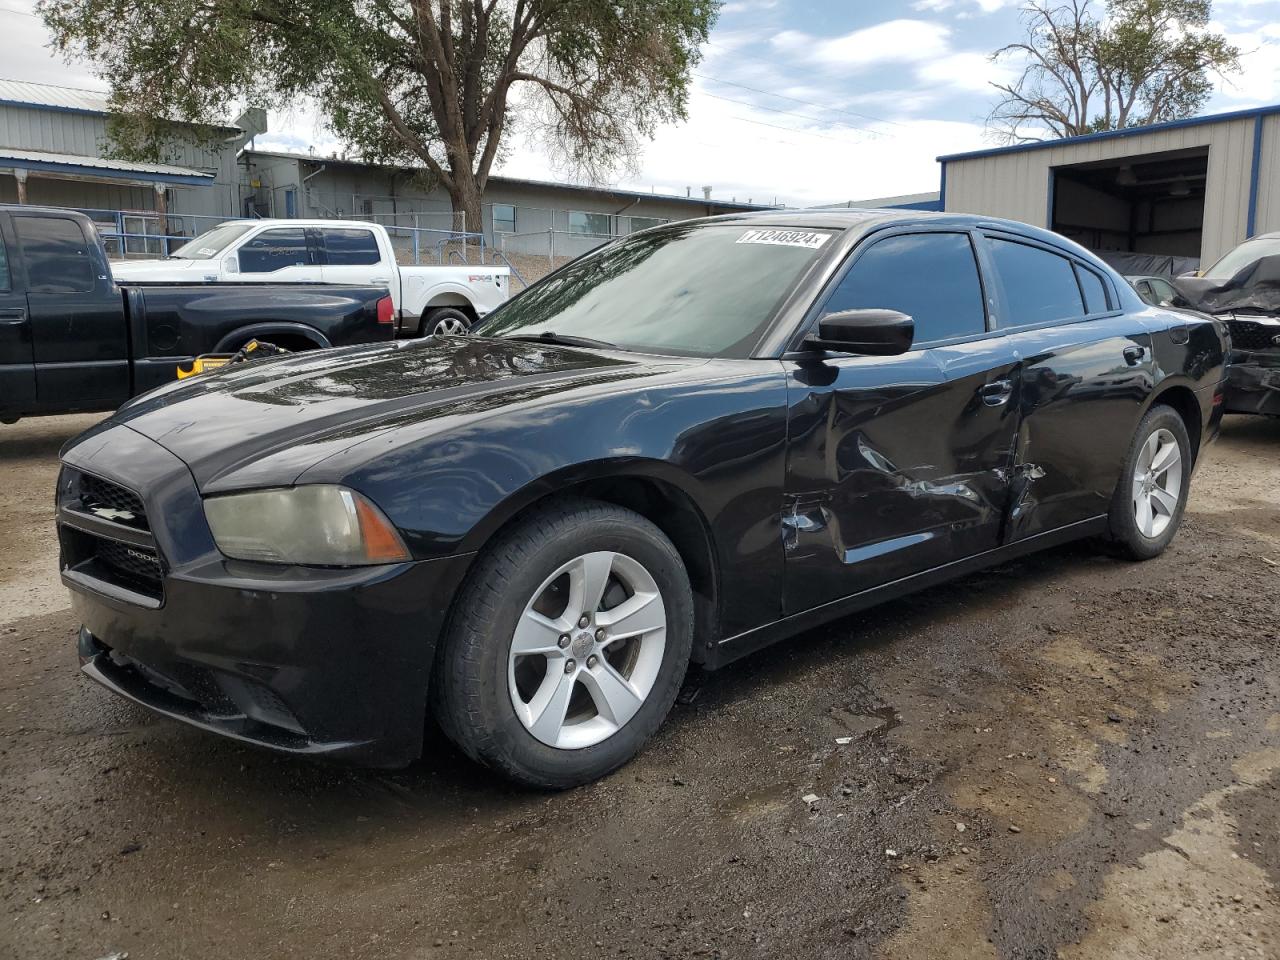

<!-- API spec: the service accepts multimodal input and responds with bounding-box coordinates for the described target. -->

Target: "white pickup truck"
[111,218,510,336]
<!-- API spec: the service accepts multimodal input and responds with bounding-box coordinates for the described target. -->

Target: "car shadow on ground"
[72,535,1110,847]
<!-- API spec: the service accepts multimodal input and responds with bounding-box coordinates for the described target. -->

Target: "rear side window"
[0,232,9,291]
[985,237,1084,327]
[823,232,986,343]
[14,216,94,293]
[239,228,310,273]
[1076,265,1110,314]
[322,228,381,266]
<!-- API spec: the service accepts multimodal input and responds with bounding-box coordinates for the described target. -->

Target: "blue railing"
[70,206,487,265]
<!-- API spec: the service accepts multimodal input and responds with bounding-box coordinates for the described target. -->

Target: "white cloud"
[772,19,951,70]
[911,0,1017,13]
[917,51,1016,93]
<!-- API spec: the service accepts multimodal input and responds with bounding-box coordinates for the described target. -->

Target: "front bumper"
[1224,352,1280,417]
[59,421,473,767]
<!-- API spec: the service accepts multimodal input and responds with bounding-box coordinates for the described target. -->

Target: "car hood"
[98,336,690,490]
[111,258,212,282]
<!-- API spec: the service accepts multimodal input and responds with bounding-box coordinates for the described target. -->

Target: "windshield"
[169,223,255,260]
[475,222,836,357]
[1203,236,1280,281]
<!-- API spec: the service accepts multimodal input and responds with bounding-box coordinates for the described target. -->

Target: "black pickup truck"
[0,206,394,422]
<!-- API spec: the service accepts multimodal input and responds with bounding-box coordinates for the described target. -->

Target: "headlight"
[204,485,410,566]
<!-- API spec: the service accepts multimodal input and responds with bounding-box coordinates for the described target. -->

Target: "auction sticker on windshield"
[736,229,830,249]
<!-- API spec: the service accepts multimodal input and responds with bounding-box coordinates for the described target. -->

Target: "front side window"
[822,232,986,343]
[239,228,310,273]
[477,222,835,357]
[322,228,380,266]
[984,237,1084,327]
[14,216,94,294]
[170,223,254,260]
[492,204,516,234]
[568,211,611,236]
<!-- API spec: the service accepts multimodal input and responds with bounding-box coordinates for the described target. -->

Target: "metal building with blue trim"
[936,104,1280,269]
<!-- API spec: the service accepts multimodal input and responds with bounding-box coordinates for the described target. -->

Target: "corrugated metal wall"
[943,116,1263,264]
[1256,114,1280,237]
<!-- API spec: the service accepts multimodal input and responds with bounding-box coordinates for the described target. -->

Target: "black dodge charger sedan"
[58,211,1227,787]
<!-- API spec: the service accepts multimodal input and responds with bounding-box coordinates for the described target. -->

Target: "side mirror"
[806,308,914,356]
[224,255,240,275]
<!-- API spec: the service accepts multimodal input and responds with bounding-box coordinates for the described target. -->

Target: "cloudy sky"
[2,0,1279,206]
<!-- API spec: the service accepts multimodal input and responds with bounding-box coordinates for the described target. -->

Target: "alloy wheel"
[1131,427,1182,539]
[433,316,470,335]
[508,551,667,749]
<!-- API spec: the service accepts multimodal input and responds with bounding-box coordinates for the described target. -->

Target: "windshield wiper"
[503,331,619,350]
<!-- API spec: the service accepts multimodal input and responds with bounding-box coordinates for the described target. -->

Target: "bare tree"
[988,0,1240,143]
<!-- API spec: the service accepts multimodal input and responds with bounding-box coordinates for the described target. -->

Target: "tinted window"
[1150,278,1178,304]
[1077,265,1109,313]
[239,228,310,273]
[322,228,380,266]
[14,216,94,293]
[0,233,9,292]
[985,237,1084,327]
[823,232,986,343]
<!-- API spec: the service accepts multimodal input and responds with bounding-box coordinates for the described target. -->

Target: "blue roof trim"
[937,103,1280,162]
[2,157,212,186]
[883,199,943,211]
[1247,115,1264,238]
[0,98,107,118]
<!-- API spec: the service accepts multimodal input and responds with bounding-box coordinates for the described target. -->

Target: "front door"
[782,229,1021,615]
[13,211,128,408]
[0,216,35,410]
[232,226,320,282]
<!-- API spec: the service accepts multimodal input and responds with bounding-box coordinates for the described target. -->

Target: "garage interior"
[1050,146,1208,262]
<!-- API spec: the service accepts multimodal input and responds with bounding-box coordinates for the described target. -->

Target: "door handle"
[979,379,1013,406]
[0,310,25,325]
[1123,345,1146,365]
[369,276,392,284]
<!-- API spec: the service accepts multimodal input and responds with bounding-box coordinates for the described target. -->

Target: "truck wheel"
[433,498,694,789]
[424,307,472,337]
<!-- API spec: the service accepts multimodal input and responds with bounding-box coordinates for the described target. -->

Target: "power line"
[0,5,38,17]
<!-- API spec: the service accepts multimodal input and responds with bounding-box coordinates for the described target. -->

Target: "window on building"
[628,217,664,234]
[14,216,94,294]
[492,204,516,234]
[823,232,986,344]
[1075,265,1110,314]
[238,228,311,273]
[321,228,381,266]
[568,211,612,236]
[984,237,1085,327]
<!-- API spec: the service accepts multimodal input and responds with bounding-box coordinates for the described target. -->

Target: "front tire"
[433,499,694,788]
[1106,404,1192,560]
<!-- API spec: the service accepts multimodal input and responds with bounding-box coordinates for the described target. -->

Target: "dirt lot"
[1,413,1277,960]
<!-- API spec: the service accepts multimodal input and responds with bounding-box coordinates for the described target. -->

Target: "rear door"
[231,226,320,282]
[318,226,395,301]
[978,231,1153,541]
[781,228,1021,615]
[0,214,36,410]
[13,211,128,407]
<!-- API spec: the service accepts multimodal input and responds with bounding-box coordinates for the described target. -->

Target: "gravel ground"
[1,413,1277,960]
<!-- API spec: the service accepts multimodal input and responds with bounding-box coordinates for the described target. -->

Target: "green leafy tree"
[988,0,1241,143]
[40,0,719,234]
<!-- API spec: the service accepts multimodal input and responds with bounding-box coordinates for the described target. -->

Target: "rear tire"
[1105,404,1192,560]
[433,499,694,789]
[423,306,472,337]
